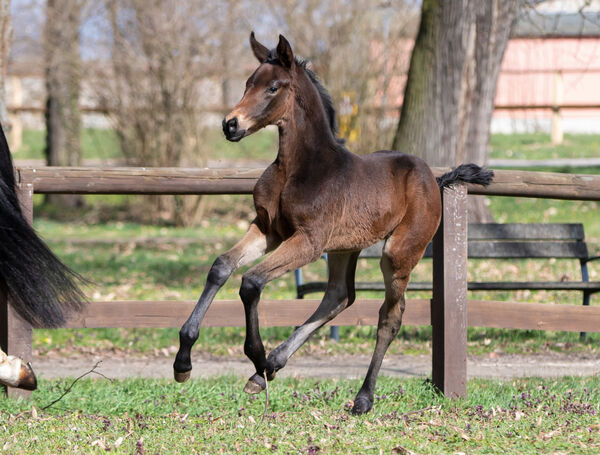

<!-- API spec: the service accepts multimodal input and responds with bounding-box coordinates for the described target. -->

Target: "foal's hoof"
[18,362,37,391]
[243,373,266,394]
[173,369,191,383]
[267,370,276,381]
[351,396,373,415]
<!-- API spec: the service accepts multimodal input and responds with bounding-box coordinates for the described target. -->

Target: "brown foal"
[174,33,493,414]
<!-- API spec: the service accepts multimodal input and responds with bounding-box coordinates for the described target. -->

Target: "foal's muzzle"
[222,117,246,142]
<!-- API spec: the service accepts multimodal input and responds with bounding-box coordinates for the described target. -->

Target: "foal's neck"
[276,72,340,174]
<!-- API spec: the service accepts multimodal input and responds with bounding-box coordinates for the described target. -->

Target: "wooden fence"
[2,166,600,399]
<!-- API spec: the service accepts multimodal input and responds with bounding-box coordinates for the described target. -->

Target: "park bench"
[295,223,599,337]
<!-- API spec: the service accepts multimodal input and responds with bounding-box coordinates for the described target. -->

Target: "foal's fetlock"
[265,349,286,380]
[351,392,374,415]
[243,372,266,394]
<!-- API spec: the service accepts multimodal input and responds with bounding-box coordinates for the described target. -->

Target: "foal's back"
[322,148,441,253]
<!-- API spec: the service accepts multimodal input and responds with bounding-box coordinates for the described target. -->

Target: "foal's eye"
[267,86,279,94]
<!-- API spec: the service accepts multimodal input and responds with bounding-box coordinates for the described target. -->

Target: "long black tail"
[0,122,86,327]
[436,163,494,189]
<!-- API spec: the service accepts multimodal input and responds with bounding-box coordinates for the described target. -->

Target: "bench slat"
[360,240,588,259]
[468,223,584,240]
[466,241,589,259]
[298,281,600,295]
[357,223,587,259]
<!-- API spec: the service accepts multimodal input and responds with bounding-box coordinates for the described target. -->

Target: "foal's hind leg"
[264,252,360,379]
[352,226,431,415]
[173,222,278,382]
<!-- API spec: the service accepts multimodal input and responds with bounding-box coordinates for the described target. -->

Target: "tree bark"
[392,0,521,221]
[465,0,521,221]
[0,0,11,128]
[44,0,83,208]
[392,0,475,166]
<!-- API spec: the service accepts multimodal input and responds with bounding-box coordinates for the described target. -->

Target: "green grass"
[13,127,278,163]
[490,133,600,160]
[13,128,122,161]
[1,376,598,454]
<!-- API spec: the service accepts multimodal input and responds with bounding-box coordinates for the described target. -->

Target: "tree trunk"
[44,0,83,208]
[465,0,521,222]
[392,0,475,166]
[392,0,520,221]
[0,0,11,128]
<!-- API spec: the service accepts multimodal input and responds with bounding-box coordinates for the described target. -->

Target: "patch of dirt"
[32,350,600,381]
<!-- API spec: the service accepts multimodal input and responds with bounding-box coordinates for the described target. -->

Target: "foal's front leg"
[239,233,320,394]
[173,222,277,382]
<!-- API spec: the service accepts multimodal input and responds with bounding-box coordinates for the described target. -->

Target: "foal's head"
[223,33,337,142]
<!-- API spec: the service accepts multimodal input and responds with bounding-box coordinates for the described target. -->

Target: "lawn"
[1,376,598,454]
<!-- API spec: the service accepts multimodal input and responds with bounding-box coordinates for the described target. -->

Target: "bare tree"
[392,0,521,221]
[94,0,228,225]
[266,0,417,153]
[44,0,83,207]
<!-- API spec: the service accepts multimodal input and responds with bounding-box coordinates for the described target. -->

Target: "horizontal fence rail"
[3,166,600,399]
[18,166,600,200]
[61,299,600,333]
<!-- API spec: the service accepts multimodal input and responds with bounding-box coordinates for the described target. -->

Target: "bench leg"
[580,291,590,339]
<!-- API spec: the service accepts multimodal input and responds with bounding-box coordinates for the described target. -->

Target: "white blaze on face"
[0,349,22,387]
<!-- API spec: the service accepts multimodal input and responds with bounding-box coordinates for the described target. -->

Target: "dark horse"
[174,33,493,414]
[0,122,85,389]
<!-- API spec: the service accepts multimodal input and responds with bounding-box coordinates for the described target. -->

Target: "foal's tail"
[436,163,494,189]
[0,122,86,328]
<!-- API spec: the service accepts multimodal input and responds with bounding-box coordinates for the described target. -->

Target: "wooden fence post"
[0,172,34,398]
[431,184,468,398]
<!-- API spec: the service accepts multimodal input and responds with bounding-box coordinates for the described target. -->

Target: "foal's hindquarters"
[320,155,442,414]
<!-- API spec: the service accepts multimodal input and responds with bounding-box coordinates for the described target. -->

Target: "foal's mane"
[265,51,338,136]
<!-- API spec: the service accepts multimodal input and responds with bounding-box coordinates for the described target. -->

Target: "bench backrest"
[359,223,589,260]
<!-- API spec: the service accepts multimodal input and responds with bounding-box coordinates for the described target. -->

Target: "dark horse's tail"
[0,122,86,327]
[436,163,494,189]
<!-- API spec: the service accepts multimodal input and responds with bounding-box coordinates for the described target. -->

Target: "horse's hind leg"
[352,223,432,415]
[173,221,278,382]
[264,251,360,379]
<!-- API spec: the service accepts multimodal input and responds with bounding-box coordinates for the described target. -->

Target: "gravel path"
[33,352,600,381]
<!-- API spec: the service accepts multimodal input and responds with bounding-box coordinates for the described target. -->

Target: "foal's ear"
[250,31,269,63]
[277,34,294,69]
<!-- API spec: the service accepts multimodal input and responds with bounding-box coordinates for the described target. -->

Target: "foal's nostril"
[226,118,238,135]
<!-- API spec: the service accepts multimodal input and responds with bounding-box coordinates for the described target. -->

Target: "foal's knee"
[207,256,234,287]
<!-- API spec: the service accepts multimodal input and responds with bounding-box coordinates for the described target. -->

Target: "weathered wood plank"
[61,299,431,328]
[467,300,600,332]
[432,185,468,398]
[462,169,600,201]
[16,167,600,201]
[18,167,262,195]
[60,298,600,333]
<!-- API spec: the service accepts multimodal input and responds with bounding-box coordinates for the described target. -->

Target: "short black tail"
[436,163,494,189]
[0,122,86,327]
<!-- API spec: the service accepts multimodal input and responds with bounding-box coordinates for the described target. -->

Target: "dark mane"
[265,51,338,136]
